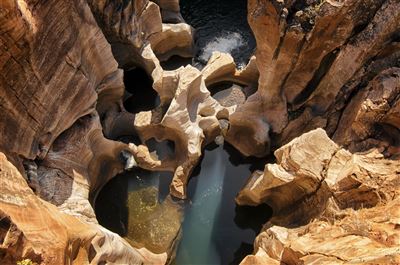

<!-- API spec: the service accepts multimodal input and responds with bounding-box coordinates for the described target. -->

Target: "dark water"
[180,0,256,67]
[95,142,273,264]
[101,3,268,259]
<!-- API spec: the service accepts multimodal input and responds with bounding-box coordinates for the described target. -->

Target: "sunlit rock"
[238,128,400,264]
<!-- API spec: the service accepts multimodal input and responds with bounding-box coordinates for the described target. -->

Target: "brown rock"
[238,128,400,264]
[0,152,166,264]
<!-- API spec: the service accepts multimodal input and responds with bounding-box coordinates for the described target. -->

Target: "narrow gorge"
[0,0,399,264]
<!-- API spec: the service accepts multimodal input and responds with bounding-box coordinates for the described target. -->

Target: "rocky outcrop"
[1,0,399,263]
[238,128,400,264]
[226,0,400,157]
[128,51,261,199]
[333,68,400,154]
[0,152,166,265]
[0,0,167,263]
[241,198,400,265]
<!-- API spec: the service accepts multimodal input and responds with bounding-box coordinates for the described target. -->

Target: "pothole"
[180,0,256,67]
[123,67,161,114]
[208,82,257,107]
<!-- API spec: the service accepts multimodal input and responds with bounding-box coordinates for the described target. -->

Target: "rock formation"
[0,0,399,263]
[227,0,400,157]
[0,152,165,264]
[0,0,191,263]
[238,128,400,264]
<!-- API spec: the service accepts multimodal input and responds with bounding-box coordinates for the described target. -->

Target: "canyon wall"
[235,1,400,263]
[0,0,399,264]
[227,0,400,157]
[0,0,188,263]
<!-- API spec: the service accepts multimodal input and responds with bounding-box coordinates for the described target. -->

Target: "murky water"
[94,169,181,254]
[180,0,256,67]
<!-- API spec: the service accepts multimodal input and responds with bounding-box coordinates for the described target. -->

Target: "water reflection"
[95,143,273,264]
[175,143,272,265]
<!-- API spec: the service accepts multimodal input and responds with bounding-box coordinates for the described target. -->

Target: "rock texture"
[0,0,175,263]
[226,0,400,157]
[1,0,400,263]
[238,129,400,264]
[0,152,165,265]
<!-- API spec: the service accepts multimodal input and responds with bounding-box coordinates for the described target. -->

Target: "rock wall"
[226,0,400,157]
[0,0,169,263]
[0,0,399,263]
[238,128,400,264]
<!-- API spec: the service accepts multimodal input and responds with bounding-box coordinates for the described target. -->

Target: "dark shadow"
[234,204,273,233]
[208,82,234,96]
[95,174,129,236]
[117,134,142,145]
[229,242,254,265]
[123,67,160,113]
[160,55,193,71]
[185,143,218,200]
[223,142,271,171]
[215,145,272,265]
[292,48,339,108]
[208,82,257,99]
[374,123,400,145]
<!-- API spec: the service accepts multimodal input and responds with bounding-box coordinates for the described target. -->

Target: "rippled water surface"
[180,0,256,66]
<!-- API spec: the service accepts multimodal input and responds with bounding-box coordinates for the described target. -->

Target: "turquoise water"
[95,143,272,264]
[175,144,272,265]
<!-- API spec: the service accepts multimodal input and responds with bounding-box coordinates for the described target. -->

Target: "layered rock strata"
[0,0,183,263]
[1,0,400,263]
[227,0,400,157]
[238,129,400,264]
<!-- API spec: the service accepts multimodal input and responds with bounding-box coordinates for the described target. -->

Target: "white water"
[199,32,246,63]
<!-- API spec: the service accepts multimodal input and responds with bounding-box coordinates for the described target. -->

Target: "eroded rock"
[0,153,166,264]
[238,128,400,264]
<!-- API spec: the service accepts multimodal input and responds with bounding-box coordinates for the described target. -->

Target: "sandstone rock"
[236,128,339,213]
[241,199,400,265]
[333,68,400,153]
[0,152,166,265]
[1,0,400,263]
[228,0,400,156]
[0,0,168,262]
[132,65,224,199]
[238,128,400,264]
